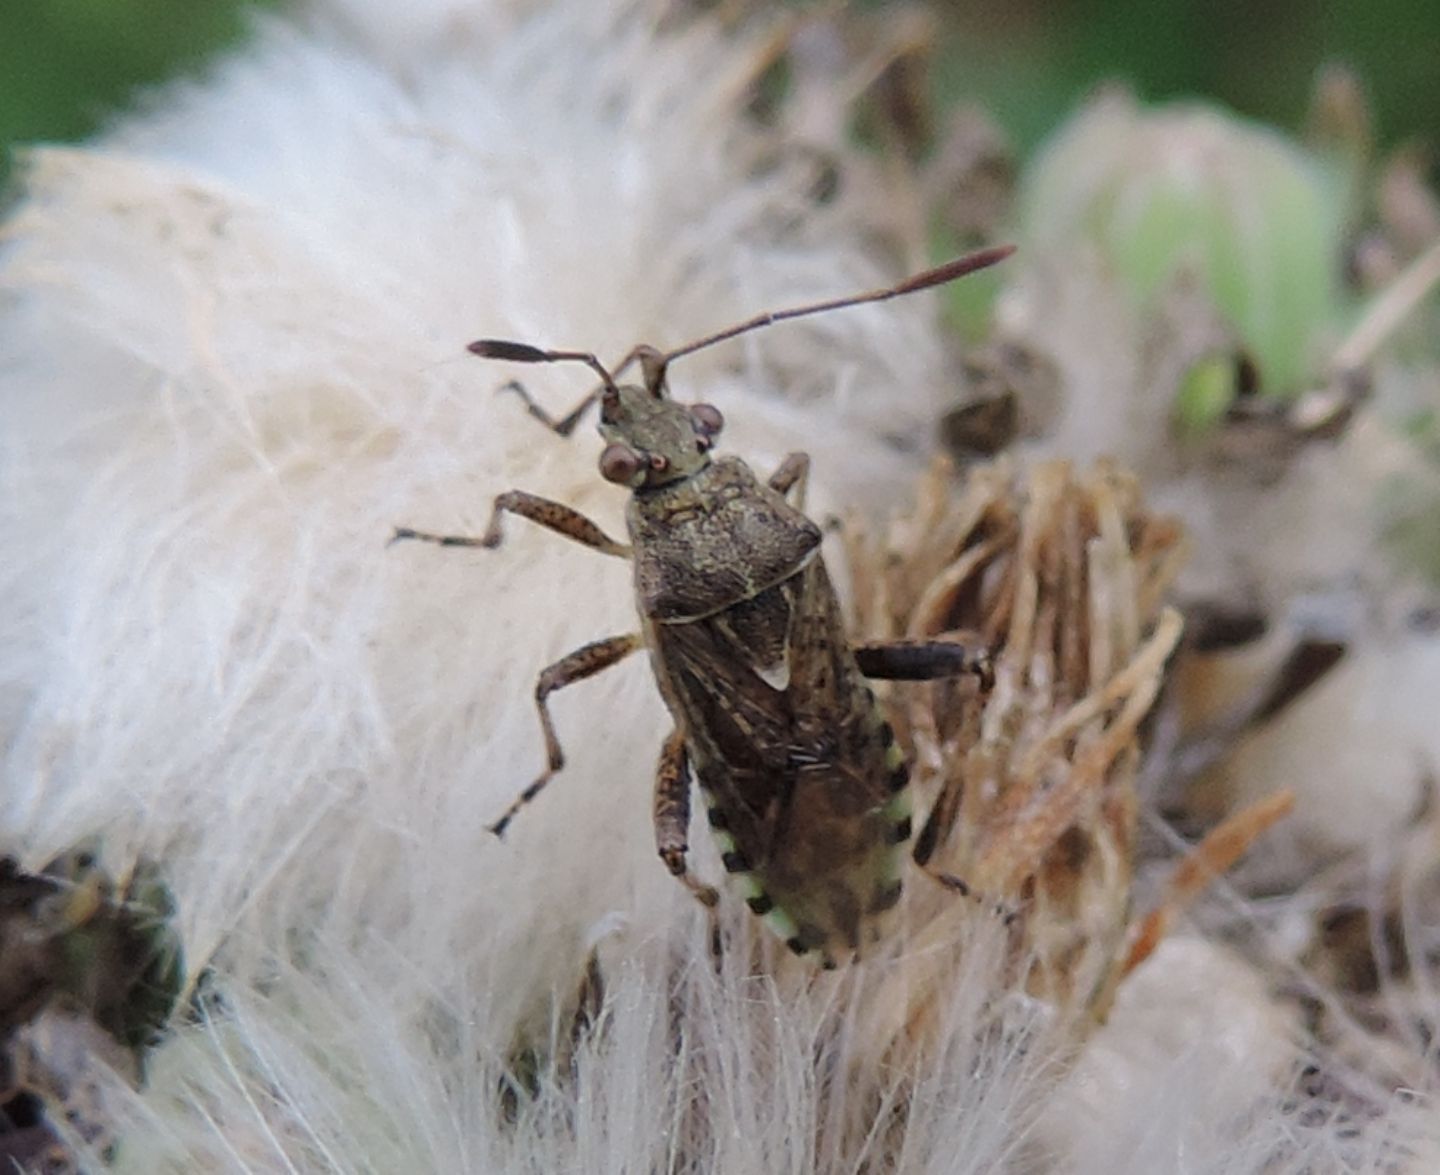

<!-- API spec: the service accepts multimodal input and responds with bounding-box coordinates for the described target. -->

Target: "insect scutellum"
[396,244,1015,965]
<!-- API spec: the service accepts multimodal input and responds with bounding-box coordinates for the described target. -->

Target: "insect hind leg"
[917,866,1018,925]
[652,729,720,908]
[912,807,1017,925]
[487,633,642,838]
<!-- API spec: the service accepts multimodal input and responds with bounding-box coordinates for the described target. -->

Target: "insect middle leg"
[487,633,643,838]
[652,728,720,908]
[392,490,630,557]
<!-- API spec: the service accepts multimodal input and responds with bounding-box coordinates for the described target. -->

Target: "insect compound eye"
[690,402,724,448]
[598,443,645,486]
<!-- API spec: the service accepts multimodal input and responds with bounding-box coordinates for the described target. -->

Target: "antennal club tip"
[895,244,1018,295]
[469,339,551,363]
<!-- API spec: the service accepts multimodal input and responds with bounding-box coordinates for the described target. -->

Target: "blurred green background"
[1,0,1436,186]
[925,0,1440,153]
[0,0,281,186]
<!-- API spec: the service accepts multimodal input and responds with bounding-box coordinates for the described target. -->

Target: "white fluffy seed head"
[0,2,977,1168]
[2,2,1431,1171]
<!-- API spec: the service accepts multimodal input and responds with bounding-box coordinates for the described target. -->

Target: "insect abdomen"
[653,557,913,963]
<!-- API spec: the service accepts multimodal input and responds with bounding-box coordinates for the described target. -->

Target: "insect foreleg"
[853,639,995,690]
[493,339,657,434]
[652,729,720,908]
[392,490,630,558]
[487,633,643,838]
[766,451,810,507]
[498,379,600,438]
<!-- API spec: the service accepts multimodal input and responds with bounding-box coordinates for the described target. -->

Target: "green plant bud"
[1021,90,1348,398]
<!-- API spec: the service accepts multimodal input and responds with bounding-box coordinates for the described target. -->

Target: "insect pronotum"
[394,245,1015,966]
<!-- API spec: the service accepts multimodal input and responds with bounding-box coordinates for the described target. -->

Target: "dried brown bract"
[490,450,1303,1171]
[659,455,1298,1168]
[1,853,183,1170]
[845,456,1191,1021]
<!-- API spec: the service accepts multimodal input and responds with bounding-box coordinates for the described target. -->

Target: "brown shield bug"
[394,245,1014,966]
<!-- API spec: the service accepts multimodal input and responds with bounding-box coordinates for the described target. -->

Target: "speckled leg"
[653,729,720,908]
[391,490,630,558]
[487,633,643,838]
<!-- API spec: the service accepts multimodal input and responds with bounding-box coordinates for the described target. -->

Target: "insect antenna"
[467,242,1014,414]
[655,243,1017,380]
[467,341,622,434]
[467,340,619,392]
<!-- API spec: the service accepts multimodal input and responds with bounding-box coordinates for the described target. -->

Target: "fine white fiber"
[2,1,1433,1172]
[0,2,997,1169]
